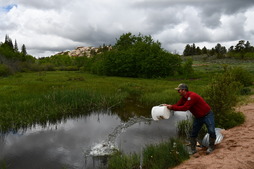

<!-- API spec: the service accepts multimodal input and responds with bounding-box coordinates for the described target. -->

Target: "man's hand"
[162,104,173,110]
[167,105,173,109]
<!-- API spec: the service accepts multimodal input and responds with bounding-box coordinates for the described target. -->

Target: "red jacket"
[171,91,211,118]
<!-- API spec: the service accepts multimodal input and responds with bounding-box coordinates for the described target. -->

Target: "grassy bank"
[0,58,253,132]
[0,71,209,132]
[107,138,189,169]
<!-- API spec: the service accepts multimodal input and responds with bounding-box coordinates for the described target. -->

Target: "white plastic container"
[201,128,224,147]
[151,106,171,120]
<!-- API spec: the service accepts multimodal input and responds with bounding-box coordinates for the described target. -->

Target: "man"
[165,83,216,155]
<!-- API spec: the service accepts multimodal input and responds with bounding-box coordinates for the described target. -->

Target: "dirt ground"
[172,95,254,169]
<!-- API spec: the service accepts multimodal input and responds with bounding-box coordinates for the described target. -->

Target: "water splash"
[87,116,152,156]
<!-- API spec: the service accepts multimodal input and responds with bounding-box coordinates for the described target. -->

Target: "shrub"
[90,33,182,78]
[19,62,42,72]
[219,111,245,129]
[240,87,252,95]
[244,52,254,59]
[40,63,55,71]
[0,64,12,76]
[107,138,189,169]
[229,66,253,87]
[142,138,189,169]
[177,118,193,139]
[179,58,194,78]
[177,118,207,142]
[204,66,246,128]
[107,152,140,169]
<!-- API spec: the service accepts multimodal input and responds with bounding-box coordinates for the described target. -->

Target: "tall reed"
[107,138,189,169]
[0,88,126,132]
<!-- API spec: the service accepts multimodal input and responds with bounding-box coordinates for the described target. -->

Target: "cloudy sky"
[1,0,254,58]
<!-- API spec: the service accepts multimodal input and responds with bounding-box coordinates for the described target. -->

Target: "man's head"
[175,83,188,96]
[175,83,188,91]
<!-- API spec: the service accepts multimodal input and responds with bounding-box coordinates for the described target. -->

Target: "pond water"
[0,110,191,169]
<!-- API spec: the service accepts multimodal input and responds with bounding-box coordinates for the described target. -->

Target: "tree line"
[1,33,254,78]
[183,40,254,59]
[38,33,187,78]
[0,35,30,60]
[0,35,36,76]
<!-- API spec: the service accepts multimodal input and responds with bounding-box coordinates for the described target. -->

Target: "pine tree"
[244,41,251,52]
[191,43,196,55]
[14,40,19,52]
[183,44,191,56]
[201,46,207,54]
[4,34,14,50]
[4,34,9,44]
[196,46,201,55]
[21,44,27,56]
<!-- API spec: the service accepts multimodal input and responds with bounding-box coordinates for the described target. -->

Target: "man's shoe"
[189,137,197,155]
[206,147,214,154]
[189,149,197,155]
[206,137,216,155]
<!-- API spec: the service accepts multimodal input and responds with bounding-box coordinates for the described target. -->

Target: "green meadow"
[0,57,253,169]
[0,58,254,132]
[0,71,205,132]
[0,71,195,131]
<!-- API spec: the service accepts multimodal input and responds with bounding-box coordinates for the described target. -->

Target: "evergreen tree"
[190,43,196,55]
[4,35,9,44]
[228,46,234,52]
[235,40,246,59]
[209,48,215,56]
[235,40,245,52]
[21,44,27,56]
[4,34,14,50]
[201,46,207,54]
[213,43,227,58]
[14,40,18,52]
[196,46,201,55]
[244,41,251,52]
[183,44,191,56]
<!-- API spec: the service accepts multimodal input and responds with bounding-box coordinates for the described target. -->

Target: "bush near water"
[108,138,189,169]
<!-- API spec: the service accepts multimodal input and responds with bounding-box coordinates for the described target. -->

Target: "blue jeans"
[190,111,216,139]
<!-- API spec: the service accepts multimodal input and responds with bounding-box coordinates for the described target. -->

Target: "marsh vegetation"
[1,33,254,168]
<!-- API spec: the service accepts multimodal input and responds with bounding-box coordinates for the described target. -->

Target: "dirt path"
[173,96,254,169]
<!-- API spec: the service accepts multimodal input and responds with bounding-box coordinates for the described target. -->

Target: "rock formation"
[57,46,112,57]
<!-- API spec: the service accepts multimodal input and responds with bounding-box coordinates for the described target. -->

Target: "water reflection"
[0,111,191,169]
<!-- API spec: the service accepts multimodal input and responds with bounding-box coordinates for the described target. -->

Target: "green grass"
[0,57,253,132]
[107,138,189,169]
[0,71,130,132]
[0,71,184,132]
[0,57,253,168]
[190,56,254,74]
[0,70,208,132]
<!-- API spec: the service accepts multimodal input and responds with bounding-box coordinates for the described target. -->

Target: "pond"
[0,110,191,169]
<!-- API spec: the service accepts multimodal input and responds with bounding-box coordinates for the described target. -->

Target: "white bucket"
[151,106,171,120]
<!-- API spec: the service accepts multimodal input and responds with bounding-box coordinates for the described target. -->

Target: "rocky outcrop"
[57,46,112,57]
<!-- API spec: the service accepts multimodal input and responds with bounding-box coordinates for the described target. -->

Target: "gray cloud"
[0,0,254,57]
[18,0,71,10]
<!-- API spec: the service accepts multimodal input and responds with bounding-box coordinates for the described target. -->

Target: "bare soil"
[172,96,254,169]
